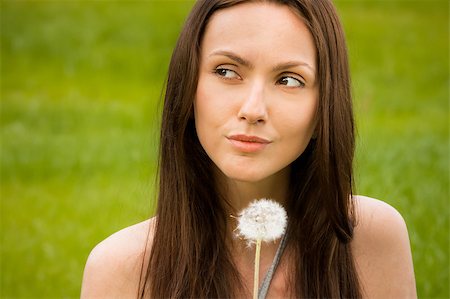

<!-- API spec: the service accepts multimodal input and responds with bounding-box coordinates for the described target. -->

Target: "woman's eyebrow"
[272,61,315,76]
[209,50,254,69]
[209,50,315,75]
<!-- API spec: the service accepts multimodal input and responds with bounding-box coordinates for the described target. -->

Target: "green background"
[1,0,448,298]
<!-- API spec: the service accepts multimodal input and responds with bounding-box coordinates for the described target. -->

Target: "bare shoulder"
[352,195,417,299]
[81,217,156,299]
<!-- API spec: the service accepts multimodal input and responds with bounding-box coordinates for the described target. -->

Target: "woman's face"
[194,2,318,183]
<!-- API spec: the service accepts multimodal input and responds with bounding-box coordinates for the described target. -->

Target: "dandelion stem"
[253,238,262,299]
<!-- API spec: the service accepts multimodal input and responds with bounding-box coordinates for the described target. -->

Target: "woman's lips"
[227,134,271,153]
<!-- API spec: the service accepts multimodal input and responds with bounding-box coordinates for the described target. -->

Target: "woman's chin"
[221,168,270,184]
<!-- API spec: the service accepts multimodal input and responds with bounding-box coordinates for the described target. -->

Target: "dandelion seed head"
[235,198,287,245]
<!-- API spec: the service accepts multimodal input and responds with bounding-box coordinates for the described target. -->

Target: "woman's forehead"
[201,2,316,68]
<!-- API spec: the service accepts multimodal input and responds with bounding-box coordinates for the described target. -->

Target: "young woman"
[81,0,416,298]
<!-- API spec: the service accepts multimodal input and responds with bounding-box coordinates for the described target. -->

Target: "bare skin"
[81,195,416,298]
[81,219,154,299]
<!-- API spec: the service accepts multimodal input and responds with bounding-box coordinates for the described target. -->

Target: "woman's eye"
[214,68,240,80]
[277,76,305,88]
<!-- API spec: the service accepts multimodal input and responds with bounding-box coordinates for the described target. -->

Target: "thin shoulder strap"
[258,234,288,299]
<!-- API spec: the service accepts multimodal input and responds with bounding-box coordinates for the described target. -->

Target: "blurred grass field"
[1,0,448,298]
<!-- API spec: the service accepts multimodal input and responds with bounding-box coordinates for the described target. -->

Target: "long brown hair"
[142,0,361,297]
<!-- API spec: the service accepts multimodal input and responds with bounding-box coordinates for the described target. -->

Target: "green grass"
[1,0,448,298]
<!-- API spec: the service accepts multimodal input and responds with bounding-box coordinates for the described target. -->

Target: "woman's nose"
[237,82,268,124]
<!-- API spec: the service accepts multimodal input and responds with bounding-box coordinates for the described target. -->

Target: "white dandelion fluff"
[234,198,288,299]
[235,198,287,245]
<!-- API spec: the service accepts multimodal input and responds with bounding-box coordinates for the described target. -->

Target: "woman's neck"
[217,166,291,215]
[212,166,291,296]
